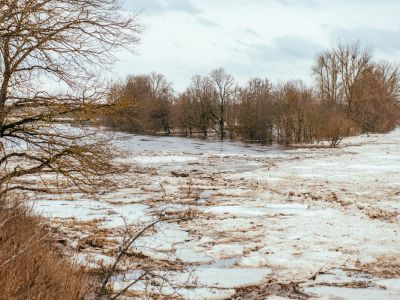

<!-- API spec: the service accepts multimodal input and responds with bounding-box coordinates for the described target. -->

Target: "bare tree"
[237,78,274,142]
[275,81,318,145]
[374,61,400,99]
[186,75,217,137]
[102,73,174,134]
[313,41,399,137]
[312,50,342,106]
[0,0,142,199]
[172,91,195,136]
[312,41,372,114]
[336,41,372,115]
[148,72,174,134]
[210,68,236,140]
[352,62,400,133]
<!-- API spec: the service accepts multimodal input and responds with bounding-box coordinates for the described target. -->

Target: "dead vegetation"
[356,256,400,278]
[359,206,400,222]
[95,214,189,299]
[0,201,94,300]
[234,280,310,300]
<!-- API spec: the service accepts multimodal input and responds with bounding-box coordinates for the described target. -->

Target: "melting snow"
[32,128,400,299]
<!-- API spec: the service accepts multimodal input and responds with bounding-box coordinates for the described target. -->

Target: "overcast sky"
[114,0,400,92]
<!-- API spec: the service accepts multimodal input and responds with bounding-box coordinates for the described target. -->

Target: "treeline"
[102,41,400,146]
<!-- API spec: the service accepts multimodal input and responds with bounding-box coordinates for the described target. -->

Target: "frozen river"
[33,129,400,299]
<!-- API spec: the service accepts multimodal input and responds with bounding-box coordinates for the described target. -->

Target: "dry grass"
[0,202,94,300]
[356,255,400,278]
[234,280,310,300]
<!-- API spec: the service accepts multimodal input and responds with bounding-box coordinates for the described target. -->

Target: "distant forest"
[102,41,400,146]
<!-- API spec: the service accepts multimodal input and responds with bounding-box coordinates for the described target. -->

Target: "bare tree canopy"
[210,68,236,140]
[313,41,400,135]
[0,0,142,199]
[312,41,372,110]
[102,72,173,134]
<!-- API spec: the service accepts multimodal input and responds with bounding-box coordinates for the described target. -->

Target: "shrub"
[0,202,93,300]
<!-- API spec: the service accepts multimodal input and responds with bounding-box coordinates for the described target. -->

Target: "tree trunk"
[220,104,224,140]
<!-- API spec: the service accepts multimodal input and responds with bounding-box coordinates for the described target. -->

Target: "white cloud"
[114,0,400,92]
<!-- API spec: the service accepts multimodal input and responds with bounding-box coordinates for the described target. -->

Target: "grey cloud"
[125,0,201,15]
[244,28,259,38]
[241,36,322,63]
[329,27,400,55]
[274,0,396,7]
[226,36,322,83]
[233,0,319,6]
[126,0,217,29]
[196,17,219,28]
[274,0,319,7]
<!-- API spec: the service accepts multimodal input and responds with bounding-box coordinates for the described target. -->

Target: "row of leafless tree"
[103,41,400,146]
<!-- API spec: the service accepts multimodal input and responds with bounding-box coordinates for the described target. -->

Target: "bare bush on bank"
[0,199,93,299]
